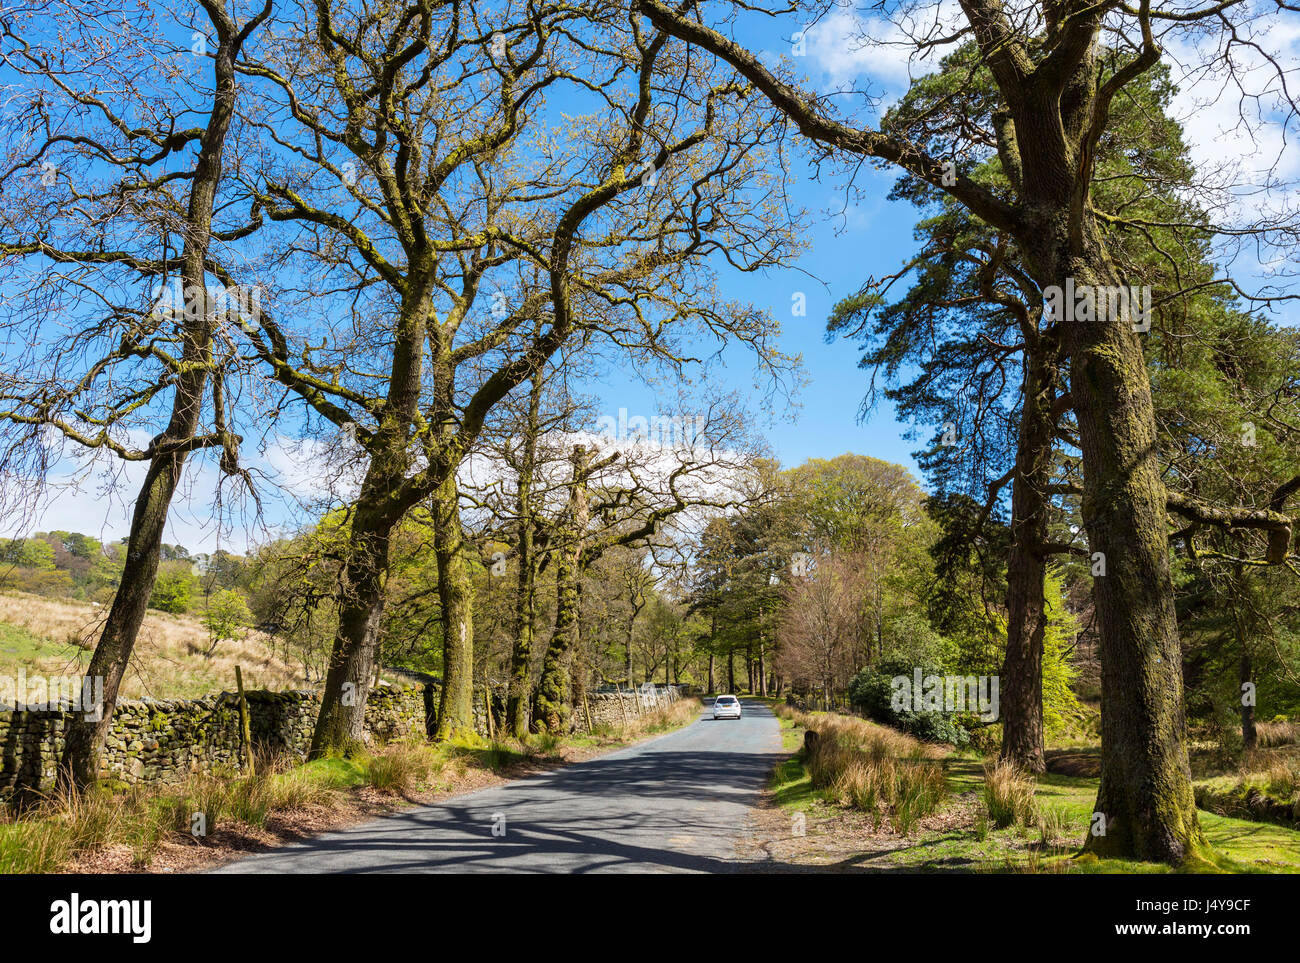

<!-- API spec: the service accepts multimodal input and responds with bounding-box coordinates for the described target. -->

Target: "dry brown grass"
[983,760,1038,829]
[630,697,701,735]
[786,707,948,833]
[1265,758,1300,800]
[1,749,373,873]
[1258,720,1300,749]
[363,741,446,793]
[0,591,310,698]
[1,701,703,874]
[786,707,945,759]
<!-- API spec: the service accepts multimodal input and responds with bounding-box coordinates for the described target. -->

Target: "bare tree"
[527,393,769,731]
[0,0,271,789]
[777,554,872,708]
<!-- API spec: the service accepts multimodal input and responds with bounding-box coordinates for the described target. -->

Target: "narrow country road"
[213,698,783,873]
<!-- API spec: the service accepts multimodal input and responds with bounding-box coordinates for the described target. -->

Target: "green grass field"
[769,707,1300,873]
[0,620,67,662]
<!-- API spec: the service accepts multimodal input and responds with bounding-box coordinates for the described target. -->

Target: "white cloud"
[794,1,963,94]
[792,3,1300,282]
[0,455,228,552]
[1158,7,1300,280]
[261,433,363,505]
[1166,16,1300,179]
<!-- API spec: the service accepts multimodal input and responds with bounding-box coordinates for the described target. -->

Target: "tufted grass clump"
[1265,758,1300,801]
[637,698,701,734]
[363,740,447,792]
[894,756,949,835]
[0,708,688,872]
[528,731,564,757]
[0,817,70,873]
[1036,804,1075,847]
[800,711,947,833]
[0,783,170,872]
[1257,719,1300,748]
[983,760,1038,829]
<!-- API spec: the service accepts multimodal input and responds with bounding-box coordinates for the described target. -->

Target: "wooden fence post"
[235,665,255,777]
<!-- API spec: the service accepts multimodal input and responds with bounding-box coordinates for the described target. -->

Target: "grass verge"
[763,704,1300,874]
[0,698,701,873]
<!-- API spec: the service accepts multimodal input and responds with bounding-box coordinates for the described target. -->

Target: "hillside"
[0,592,313,700]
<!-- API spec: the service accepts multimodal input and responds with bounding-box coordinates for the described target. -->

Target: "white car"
[712,695,742,720]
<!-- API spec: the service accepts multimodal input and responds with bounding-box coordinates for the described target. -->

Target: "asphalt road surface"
[214,697,783,874]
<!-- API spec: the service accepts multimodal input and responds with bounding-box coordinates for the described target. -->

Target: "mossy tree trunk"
[570,583,590,726]
[1005,62,1205,860]
[639,0,1209,864]
[59,451,195,788]
[1048,242,1205,862]
[1240,652,1256,751]
[534,445,591,733]
[506,378,542,737]
[534,544,580,734]
[1234,569,1256,750]
[56,7,267,790]
[310,286,431,756]
[506,535,537,738]
[624,616,636,688]
[1001,99,1205,857]
[309,496,393,756]
[433,470,478,739]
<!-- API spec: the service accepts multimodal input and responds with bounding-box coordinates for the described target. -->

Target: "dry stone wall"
[568,686,684,734]
[1,680,686,794]
[0,683,426,793]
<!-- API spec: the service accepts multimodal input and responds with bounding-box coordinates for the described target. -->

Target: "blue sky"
[4,6,934,554]
[580,11,937,480]
[581,172,927,475]
[6,2,1297,553]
